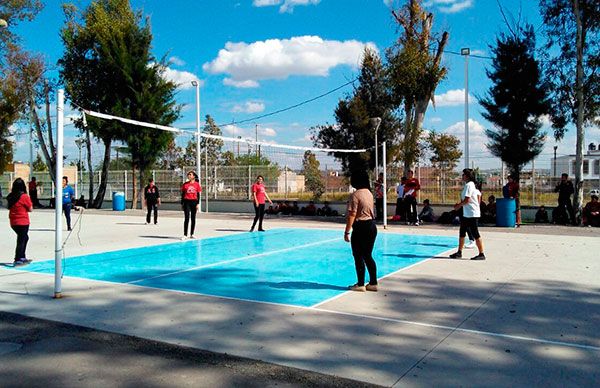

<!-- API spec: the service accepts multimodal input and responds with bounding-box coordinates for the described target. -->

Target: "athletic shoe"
[464,240,476,249]
[258,229,266,232]
[190,235,195,239]
[366,284,378,292]
[471,253,486,260]
[14,258,32,266]
[249,228,254,232]
[348,283,366,292]
[145,222,148,225]
[181,236,187,241]
[449,251,462,259]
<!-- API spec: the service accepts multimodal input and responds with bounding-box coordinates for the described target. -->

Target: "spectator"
[374,172,384,221]
[483,195,497,224]
[404,170,421,225]
[395,177,407,221]
[535,206,550,223]
[28,177,42,208]
[290,201,300,215]
[582,190,600,227]
[418,199,435,222]
[281,200,292,215]
[302,201,317,216]
[554,173,575,225]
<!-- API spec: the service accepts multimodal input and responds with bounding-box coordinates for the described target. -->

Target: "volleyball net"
[80,109,370,205]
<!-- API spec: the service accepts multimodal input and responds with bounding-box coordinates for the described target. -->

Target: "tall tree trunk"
[572,0,584,225]
[29,97,56,183]
[85,128,94,208]
[93,138,111,208]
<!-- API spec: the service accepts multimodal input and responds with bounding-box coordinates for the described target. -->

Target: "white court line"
[311,307,600,352]
[312,248,455,308]
[127,237,341,284]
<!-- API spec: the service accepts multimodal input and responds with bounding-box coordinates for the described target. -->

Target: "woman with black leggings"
[250,175,273,232]
[344,170,378,292]
[181,171,202,239]
[7,178,33,265]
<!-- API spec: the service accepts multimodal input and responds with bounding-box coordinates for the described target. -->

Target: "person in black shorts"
[450,169,485,260]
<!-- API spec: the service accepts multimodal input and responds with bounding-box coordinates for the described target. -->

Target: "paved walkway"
[1,208,599,387]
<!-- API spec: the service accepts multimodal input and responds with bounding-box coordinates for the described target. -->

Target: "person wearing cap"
[582,191,600,227]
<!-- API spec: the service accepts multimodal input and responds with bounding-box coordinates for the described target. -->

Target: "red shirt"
[252,183,266,204]
[9,194,33,226]
[404,178,420,197]
[181,181,201,201]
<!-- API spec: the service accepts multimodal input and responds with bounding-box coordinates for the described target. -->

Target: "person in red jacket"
[7,178,33,266]
[404,170,421,225]
[181,170,202,239]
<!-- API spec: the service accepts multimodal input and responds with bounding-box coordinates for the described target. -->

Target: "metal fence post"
[284,165,288,200]
[248,165,252,200]
[124,170,127,201]
[214,165,217,199]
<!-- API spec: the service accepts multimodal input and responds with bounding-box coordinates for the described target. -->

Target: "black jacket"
[144,185,160,203]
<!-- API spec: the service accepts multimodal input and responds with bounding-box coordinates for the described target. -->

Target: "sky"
[8,0,599,171]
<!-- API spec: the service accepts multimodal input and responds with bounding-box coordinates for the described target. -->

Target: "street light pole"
[191,80,201,172]
[461,48,470,169]
[553,145,558,177]
[370,117,382,176]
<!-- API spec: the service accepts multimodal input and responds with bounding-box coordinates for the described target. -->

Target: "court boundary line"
[127,237,341,285]
[8,267,599,353]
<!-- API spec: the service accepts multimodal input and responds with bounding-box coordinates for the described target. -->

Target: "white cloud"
[253,0,320,13]
[424,0,473,14]
[433,89,474,107]
[169,56,186,66]
[161,66,201,90]
[383,0,394,6]
[261,126,277,137]
[204,35,377,88]
[231,101,266,114]
[429,117,442,123]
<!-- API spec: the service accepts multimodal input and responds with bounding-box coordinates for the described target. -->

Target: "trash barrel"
[112,191,126,211]
[496,198,516,227]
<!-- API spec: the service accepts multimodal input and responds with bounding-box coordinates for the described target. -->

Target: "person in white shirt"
[449,169,485,260]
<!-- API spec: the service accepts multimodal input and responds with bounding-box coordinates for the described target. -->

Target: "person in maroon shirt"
[181,171,202,239]
[250,175,273,232]
[404,170,421,225]
[7,178,33,266]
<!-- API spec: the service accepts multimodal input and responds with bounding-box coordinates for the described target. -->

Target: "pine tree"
[301,151,325,200]
[480,24,551,179]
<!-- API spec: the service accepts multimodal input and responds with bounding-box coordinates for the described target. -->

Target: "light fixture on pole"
[461,47,470,169]
[191,80,201,210]
[370,117,382,175]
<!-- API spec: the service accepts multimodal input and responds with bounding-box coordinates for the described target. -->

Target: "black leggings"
[63,203,72,229]
[146,202,158,224]
[405,196,418,222]
[350,220,378,286]
[251,204,265,230]
[183,200,198,236]
[11,225,29,261]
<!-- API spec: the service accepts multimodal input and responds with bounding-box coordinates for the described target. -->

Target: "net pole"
[204,146,208,212]
[54,89,64,298]
[194,83,202,212]
[383,141,387,229]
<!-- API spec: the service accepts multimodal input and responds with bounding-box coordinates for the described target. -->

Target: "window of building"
[594,159,600,176]
[571,160,576,175]
[583,160,589,174]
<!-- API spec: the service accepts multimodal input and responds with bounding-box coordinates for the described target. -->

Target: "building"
[554,143,600,179]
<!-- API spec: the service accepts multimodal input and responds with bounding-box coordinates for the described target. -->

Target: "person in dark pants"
[374,172,384,221]
[554,173,575,225]
[62,176,75,231]
[404,170,420,225]
[7,178,33,266]
[344,170,378,292]
[250,175,273,232]
[143,178,161,225]
[28,177,42,208]
[181,171,201,239]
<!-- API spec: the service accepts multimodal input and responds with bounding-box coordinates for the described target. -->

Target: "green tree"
[301,151,325,199]
[313,48,399,175]
[426,131,462,203]
[32,154,48,171]
[540,0,600,223]
[387,0,449,174]
[201,115,224,166]
[156,139,184,169]
[480,24,550,181]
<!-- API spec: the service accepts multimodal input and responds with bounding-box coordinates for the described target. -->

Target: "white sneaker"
[464,240,476,249]
[181,236,187,241]
[190,235,195,239]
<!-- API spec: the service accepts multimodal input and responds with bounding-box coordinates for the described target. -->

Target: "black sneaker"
[471,253,486,260]
[449,251,462,259]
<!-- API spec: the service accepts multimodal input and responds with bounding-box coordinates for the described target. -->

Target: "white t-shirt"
[461,181,480,218]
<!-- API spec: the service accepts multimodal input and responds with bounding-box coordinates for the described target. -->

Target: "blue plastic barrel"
[496,198,516,227]
[112,191,126,211]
